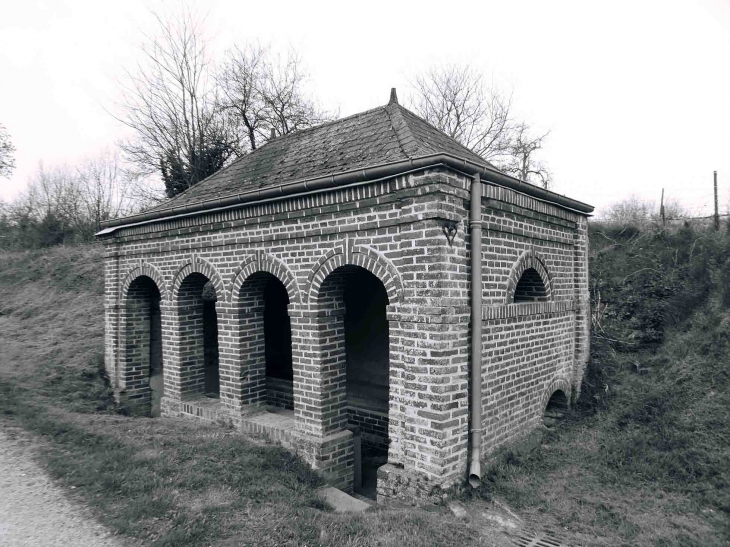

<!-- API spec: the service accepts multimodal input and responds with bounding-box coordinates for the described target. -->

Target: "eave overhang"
[96,153,593,237]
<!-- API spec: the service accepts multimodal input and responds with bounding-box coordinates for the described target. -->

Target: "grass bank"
[465,222,730,546]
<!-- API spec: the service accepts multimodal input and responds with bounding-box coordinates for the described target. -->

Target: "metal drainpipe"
[468,172,483,488]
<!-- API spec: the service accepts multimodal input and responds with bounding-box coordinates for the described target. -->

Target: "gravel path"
[0,423,127,547]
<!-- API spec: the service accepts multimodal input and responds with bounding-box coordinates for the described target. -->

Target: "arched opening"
[317,265,390,499]
[513,267,549,302]
[543,389,569,428]
[237,272,293,409]
[177,273,220,398]
[124,276,162,416]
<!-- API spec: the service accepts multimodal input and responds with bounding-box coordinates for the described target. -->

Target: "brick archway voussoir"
[505,249,553,304]
[306,243,404,306]
[120,262,168,302]
[228,253,301,305]
[540,376,572,412]
[170,255,226,302]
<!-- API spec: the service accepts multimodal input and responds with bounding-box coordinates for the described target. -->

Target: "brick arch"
[505,249,553,304]
[540,376,572,412]
[228,252,301,305]
[306,242,404,305]
[120,262,167,302]
[170,255,225,301]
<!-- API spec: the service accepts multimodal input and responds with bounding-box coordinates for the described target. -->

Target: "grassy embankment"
[0,245,500,547]
[465,222,730,546]
[1,222,729,546]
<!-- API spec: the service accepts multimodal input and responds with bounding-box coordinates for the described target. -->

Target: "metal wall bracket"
[442,221,459,247]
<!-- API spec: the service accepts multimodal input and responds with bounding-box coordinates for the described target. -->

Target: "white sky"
[1,0,729,216]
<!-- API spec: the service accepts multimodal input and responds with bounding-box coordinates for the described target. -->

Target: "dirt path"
[0,422,127,547]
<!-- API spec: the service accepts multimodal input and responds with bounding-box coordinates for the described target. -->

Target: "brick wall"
[474,182,588,459]
[480,305,574,454]
[101,166,590,497]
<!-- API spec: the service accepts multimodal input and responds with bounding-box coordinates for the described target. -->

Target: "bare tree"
[75,149,143,237]
[500,123,552,188]
[115,7,236,198]
[410,64,553,188]
[29,163,83,223]
[14,162,84,245]
[218,44,334,154]
[601,196,655,224]
[217,43,267,152]
[0,152,148,248]
[410,65,513,163]
[0,122,16,179]
[602,195,690,225]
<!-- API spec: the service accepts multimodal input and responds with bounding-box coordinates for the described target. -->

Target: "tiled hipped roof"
[147,99,490,213]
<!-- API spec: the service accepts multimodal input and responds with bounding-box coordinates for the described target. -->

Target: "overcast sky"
[1,0,729,216]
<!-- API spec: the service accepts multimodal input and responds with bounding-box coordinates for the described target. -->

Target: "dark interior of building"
[343,268,390,498]
[202,281,220,396]
[264,277,293,381]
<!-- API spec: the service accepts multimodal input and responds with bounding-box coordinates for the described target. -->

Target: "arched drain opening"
[543,389,569,429]
[515,531,566,547]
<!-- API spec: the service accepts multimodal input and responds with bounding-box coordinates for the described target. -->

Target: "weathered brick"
[101,165,590,503]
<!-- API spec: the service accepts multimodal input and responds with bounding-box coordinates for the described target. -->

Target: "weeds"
[469,222,730,546]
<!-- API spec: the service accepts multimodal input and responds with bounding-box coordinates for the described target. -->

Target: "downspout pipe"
[468,172,483,488]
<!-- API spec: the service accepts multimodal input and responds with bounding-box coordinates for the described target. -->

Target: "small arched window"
[513,268,548,302]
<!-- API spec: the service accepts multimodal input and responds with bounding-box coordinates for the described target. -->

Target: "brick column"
[379,211,471,501]
[216,300,240,412]
[384,303,406,467]
[103,243,120,394]
[218,273,272,414]
[290,303,353,492]
[291,308,348,435]
[160,275,211,415]
[177,279,206,396]
[160,300,181,417]
[572,216,591,400]
[118,280,153,413]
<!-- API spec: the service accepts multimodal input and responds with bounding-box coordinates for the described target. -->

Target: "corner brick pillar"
[103,244,120,396]
[383,303,406,467]
[379,200,472,501]
[572,216,591,401]
[382,305,470,484]
[289,305,354,492]
[117,281,153,412]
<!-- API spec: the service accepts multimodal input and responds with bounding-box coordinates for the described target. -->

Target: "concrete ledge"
[161,396,241,428]
[482,300,575,320]
[317,486,372,512]
[240,408,296,448]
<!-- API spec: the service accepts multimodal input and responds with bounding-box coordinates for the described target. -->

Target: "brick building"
[97,90,593,502]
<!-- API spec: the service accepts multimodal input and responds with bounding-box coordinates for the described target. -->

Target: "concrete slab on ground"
[318,486,373,513]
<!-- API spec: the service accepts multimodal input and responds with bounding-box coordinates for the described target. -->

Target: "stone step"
[318,486,373,513]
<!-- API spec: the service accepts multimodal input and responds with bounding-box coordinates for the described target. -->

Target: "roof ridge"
[391,102,492,167]
[254,103,389,152]
[384,103,412,158]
